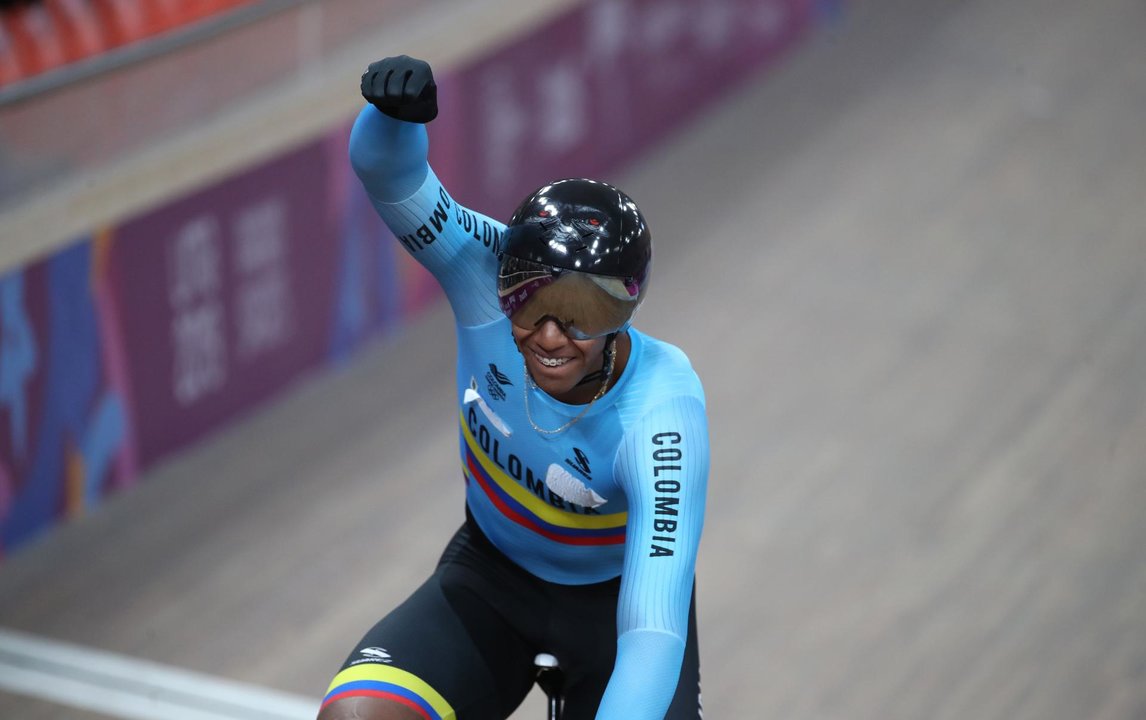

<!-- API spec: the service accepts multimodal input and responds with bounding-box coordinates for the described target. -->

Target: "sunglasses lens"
[497,257,641,339]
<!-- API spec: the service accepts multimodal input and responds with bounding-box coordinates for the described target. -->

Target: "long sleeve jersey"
[349,105,710,720]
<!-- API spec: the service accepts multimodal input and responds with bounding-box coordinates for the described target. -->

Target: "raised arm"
[600,395,710,720]
[348,103,430,204]
[349,55,504,327]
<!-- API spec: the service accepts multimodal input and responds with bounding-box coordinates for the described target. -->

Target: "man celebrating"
[317,55,710,720]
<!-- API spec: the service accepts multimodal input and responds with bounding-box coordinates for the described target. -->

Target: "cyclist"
[317,55,710,720]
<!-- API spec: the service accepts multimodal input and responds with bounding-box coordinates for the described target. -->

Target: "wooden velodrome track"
[2,0,1145,717]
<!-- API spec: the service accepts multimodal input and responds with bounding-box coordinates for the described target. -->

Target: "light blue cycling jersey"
[350,106,710,720]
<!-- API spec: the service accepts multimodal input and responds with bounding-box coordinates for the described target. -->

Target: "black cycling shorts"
[321,511,702,719]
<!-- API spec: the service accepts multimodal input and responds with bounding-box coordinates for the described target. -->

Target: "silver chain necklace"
[523,339,616,435]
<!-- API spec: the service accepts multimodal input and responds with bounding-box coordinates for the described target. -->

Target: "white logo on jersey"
[465,377,513,437]
[546,464,607,509]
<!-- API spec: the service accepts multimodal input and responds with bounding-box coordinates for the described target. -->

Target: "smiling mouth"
[532,351,571,368]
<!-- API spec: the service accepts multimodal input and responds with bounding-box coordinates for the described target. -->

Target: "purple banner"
[444,0,817,217]
[110,142,338,466]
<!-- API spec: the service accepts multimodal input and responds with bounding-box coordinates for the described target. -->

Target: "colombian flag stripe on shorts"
[323,664,455,719]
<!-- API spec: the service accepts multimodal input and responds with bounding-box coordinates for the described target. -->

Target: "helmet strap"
[575,332,617,387]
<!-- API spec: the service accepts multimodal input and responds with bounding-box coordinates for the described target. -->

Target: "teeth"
[534,352,570,368]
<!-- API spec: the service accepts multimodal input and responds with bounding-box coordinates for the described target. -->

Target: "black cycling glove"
[360,55,438,124]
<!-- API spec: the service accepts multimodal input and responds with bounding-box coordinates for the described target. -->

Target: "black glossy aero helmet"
[497,178,652,340]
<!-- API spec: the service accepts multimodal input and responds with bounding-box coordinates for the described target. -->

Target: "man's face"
[511,317,609,404]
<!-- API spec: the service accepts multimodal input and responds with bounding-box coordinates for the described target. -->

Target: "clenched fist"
[360,55,438,124]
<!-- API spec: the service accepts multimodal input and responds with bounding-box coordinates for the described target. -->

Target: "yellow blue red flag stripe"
[459,416,626,545]
[323,665,454,719]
